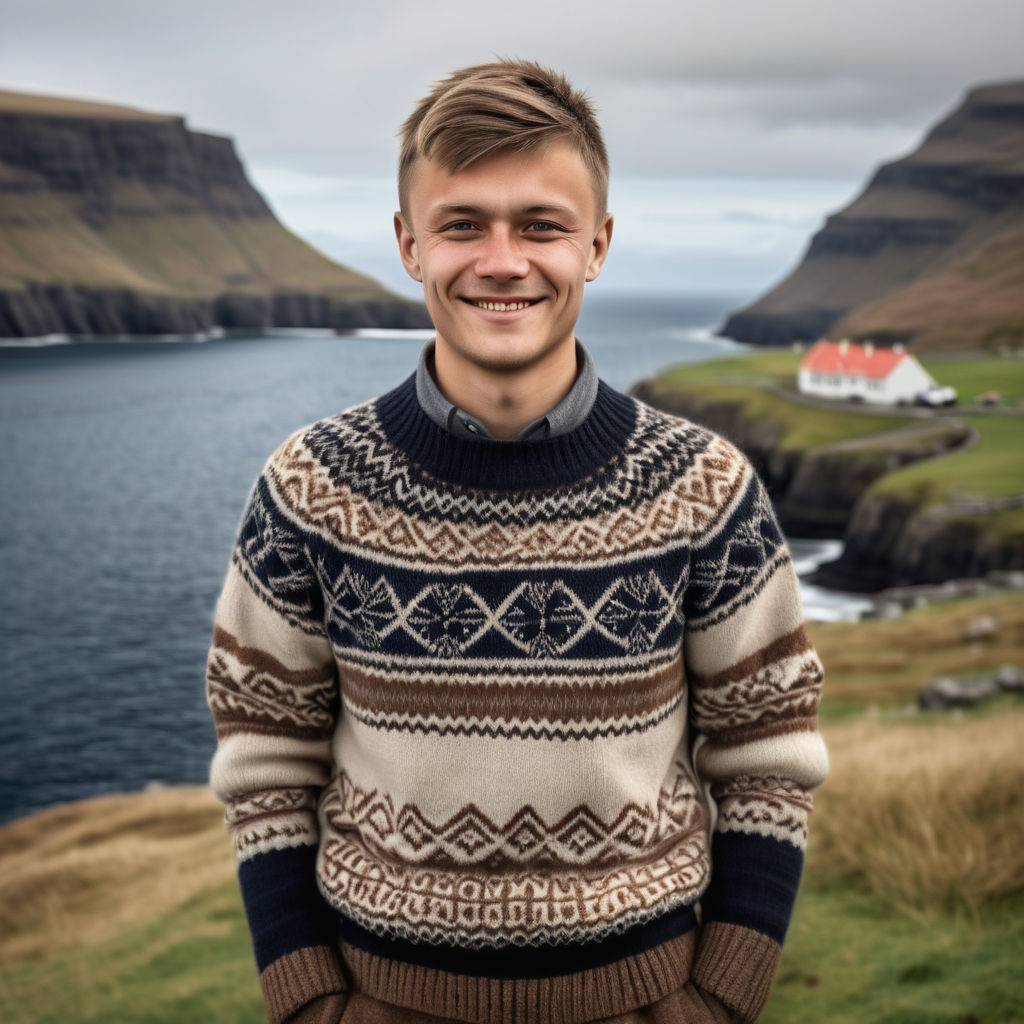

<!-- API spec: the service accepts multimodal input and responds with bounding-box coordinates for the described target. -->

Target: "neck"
[432,337,579,440]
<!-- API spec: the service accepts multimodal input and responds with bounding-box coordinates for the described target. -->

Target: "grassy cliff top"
[0,89,179,121]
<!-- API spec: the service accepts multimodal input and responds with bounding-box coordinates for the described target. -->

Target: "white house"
[797,339,940,405]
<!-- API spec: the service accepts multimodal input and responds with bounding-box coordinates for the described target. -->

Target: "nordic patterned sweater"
[206,373,829,1024]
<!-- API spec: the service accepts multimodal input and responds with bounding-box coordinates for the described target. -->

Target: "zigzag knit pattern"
[207,374,828,1023]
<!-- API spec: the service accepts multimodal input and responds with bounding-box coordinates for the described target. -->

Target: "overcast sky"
[3,0,1022,296]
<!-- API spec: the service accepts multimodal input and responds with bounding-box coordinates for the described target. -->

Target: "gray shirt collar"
[415,340,598,442]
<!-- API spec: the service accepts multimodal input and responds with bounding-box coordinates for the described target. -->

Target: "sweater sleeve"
[206,450,347,1024]
[683,463,828,1023]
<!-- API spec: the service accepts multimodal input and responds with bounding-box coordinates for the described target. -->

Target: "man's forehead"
[405,142,599,217]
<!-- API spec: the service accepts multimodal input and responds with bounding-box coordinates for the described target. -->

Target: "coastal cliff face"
[826,493,1024,588]
[629,383,969,539]
[721,80,1024,352]
[0,90,430,336]
[628,382,1015,588]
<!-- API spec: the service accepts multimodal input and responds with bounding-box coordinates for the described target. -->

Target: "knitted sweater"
[206,373,829,1024]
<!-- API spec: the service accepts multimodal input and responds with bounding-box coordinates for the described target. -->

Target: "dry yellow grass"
[809,592,1024,710]
[0,786,235,963]
[0,89,178,120]
[814,711,1024,917]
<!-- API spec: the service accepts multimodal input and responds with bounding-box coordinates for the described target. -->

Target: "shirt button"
[465,422,479,433]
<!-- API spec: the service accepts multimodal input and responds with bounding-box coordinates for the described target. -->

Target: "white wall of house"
[878,358,936,403]
[798,352,936,405]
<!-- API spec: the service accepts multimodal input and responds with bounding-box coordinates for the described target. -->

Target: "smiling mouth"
[466,299,539,312]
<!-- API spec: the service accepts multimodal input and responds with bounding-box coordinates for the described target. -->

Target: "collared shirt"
[415,340,599,442]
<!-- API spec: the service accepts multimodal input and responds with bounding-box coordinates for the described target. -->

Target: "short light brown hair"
[398,59,609,218]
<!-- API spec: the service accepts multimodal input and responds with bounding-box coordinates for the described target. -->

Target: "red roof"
[801,340,909,380]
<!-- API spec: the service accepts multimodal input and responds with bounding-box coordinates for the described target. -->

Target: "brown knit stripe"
[259,945,348,1024]
[690,639,824,745]
[207,626,337,739]
[341,655,684,725]
[211,626,336,686]
[699,713,821,756]
[689,625,813,691]
[340,929,697,1024]
[692,921,781,1024]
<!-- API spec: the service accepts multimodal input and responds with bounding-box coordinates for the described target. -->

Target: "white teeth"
[473,300,531,311]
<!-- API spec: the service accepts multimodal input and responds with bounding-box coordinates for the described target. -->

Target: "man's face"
[395,140,612,377]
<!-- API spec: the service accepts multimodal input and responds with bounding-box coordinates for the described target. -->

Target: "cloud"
[2,0,1021,181]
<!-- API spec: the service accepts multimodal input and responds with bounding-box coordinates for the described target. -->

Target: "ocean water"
[0,290,863,824]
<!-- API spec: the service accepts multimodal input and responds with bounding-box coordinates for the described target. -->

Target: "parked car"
[915,385,958,407]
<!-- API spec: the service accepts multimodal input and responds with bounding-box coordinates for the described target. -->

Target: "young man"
[206,60,828,1024]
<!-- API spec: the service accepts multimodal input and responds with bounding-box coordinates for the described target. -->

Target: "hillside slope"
[720,80,1024,352]
[0,90,428,336]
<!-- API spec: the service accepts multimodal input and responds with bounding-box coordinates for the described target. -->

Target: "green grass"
[871,415,1024,514]
[646,365,916,452]
[920,356,1024,403]
[0,881,264,1024]
[659,350,1024,407]
[767,883,1024,1024]
[657,350,802,384]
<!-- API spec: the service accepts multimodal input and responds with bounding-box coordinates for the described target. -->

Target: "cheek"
[420,250,465,288]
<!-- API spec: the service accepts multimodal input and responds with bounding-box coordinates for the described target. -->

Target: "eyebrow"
[430,203,579,220]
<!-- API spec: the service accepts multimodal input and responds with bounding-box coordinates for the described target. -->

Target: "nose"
[474,227,529,281]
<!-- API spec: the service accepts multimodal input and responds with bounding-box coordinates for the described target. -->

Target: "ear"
[585,212,613,282]
[394,212,423,282]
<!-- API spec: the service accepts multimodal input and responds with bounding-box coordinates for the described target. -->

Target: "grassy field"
[654,349,1024,403]
[1,595,1022,1023]
[644,355,914,451]
[808,591,1024,717]
[872,416,1024,502]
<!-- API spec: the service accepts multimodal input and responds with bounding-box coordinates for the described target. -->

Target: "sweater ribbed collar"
[375,372,636,493]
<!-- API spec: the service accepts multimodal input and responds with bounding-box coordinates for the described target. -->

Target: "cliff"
[721,80,1024,352]
[630,379,971,539]
[819,491,1024,590]
[0,90,430,337]
[631,350,1024,590]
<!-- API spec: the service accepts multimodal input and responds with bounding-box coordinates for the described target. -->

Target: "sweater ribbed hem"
[339,930,696,1024]
[260,944,348,1024]
[691,922,782,1024]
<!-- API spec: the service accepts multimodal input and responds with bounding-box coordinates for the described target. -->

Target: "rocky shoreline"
[0,284,431,338]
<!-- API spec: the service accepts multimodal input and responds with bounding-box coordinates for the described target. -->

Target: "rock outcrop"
[819,491,1024,589]
[720,80,1024,352]
[0,90,430,337]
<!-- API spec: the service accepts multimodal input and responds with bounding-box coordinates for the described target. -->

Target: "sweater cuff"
[692,921,782,1024]
[259,945,348,1024]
